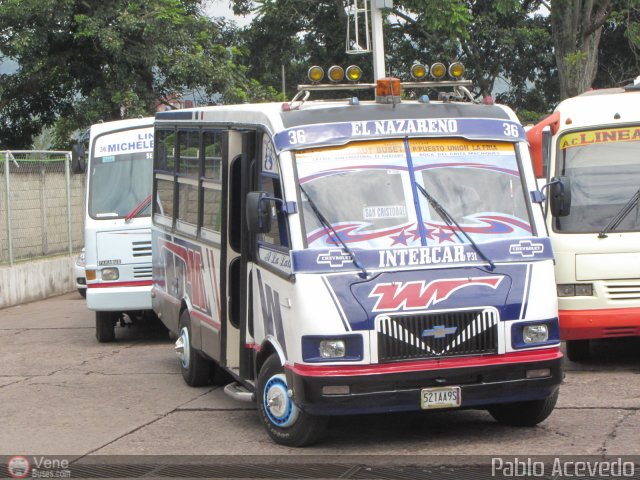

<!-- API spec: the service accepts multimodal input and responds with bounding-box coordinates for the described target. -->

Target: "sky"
[205,0,255,27]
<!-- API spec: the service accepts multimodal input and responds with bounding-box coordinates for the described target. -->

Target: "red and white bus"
[528,80,640,360]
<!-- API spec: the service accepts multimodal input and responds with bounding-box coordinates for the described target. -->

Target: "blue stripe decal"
[291,237,553,274]
[274,118,525,152]
[321,276,352,332]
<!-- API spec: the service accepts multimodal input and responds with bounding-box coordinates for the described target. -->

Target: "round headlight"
[430,62,447,79]
[328,65,345,82]
[307,66,324,83]
[345,65,362,82]
[410,63,428,80]
[449,62,465,79]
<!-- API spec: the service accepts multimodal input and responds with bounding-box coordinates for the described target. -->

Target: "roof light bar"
[297,63,472,97]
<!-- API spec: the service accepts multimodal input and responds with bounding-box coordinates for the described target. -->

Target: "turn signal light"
[376,77,401,98]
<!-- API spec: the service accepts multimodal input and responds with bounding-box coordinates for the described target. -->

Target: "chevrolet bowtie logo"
[421,325,458,339]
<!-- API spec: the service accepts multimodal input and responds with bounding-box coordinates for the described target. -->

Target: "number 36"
[288,129,306,145]
[503,123,520,137]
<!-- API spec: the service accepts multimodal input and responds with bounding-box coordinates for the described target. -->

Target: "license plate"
[420,386,461,410]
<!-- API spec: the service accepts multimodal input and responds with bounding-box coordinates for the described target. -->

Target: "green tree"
[0,0,280,149]
[231,0,354,100]
[550,0,612,99]
[233,0,556,116]
[594,0,640,87]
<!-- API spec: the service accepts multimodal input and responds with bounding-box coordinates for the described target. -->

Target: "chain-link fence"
[0,151,85,266]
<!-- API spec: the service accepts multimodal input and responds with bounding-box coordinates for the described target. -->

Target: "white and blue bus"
[151,67,563,446]
[84,117,155,342]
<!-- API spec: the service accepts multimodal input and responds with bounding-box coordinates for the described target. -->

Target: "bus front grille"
[132,240,152,258]
[605,282,640,301]
[377,309,498,362]
[133,266,152,279]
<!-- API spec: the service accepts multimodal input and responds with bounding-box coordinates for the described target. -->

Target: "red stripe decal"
[88,280,152,288]
[287,348,562,377]
[192,309,221,330]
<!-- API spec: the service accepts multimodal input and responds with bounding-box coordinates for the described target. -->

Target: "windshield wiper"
[124,194,152,223]
[300,186,368,279]
[598,188,640,238]
[414,183,495,270]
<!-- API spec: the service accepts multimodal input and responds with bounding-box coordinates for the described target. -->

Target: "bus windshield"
[89,128,154,219]
[296,138,532,249]
[555,125,640,233]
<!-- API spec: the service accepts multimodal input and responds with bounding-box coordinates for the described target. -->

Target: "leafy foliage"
[2,0,639,148]
[232,0,557,117]
[0,0,280,149]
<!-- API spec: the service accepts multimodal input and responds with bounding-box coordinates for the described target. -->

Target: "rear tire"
[95,311,117,343]
[257,354,328,447]
[176,310,211,387]
[566,339,590,362]
[488,389,558,427]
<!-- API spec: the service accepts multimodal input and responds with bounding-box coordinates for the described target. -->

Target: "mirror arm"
[260,196,297,214]
[539,178,563,200]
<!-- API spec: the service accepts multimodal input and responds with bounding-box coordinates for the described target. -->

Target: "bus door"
[221,130,255,377]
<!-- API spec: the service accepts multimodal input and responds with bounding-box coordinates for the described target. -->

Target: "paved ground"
[0,293,639,474]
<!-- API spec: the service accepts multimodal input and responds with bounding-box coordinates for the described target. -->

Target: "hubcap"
[175,327,190,369]
[263,374,299,427]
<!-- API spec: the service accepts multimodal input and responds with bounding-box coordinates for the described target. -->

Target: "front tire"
[488,389,559,427]
[566,339,590,362]
[95,311,117,343]
[257,354,328,447]
[176,310,211,387]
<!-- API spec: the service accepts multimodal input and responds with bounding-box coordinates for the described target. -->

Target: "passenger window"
[153,129,176,221]
[203,130,222,181]
[176,129,200,228]
[155,129,176,173]
[201,129,224,235]
[178,129,200,177]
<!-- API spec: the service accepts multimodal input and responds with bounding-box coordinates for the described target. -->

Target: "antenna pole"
[371,0,389,81]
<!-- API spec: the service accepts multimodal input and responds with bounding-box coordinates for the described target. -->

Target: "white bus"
[528,80,640,361]
[152,66,563,446]
[84,117,155,342]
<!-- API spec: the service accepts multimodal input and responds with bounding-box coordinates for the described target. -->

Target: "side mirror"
[548,176,571,217]
[246,191,272,234]
[71,143,86,174]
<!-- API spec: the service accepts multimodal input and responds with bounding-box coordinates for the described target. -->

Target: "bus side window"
[176,129,199,229]
[201,130,223,236]
[154,128,176,224]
